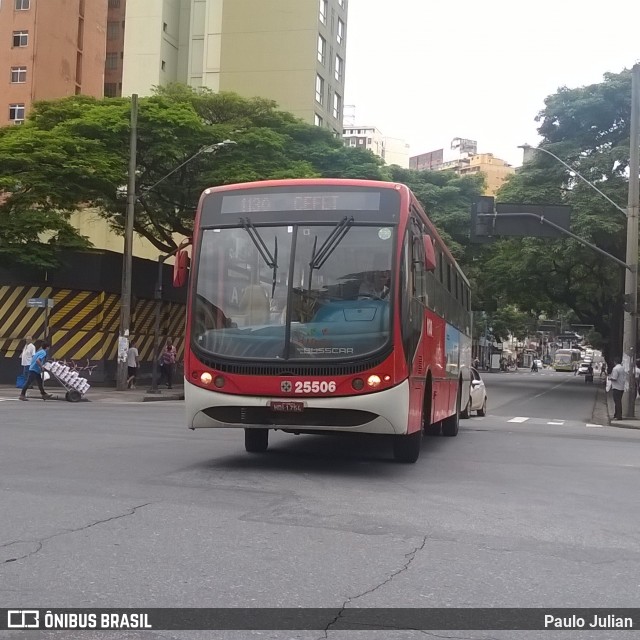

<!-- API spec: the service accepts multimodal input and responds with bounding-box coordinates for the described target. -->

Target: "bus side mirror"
[173,249,190,287]
[423,236,436,272]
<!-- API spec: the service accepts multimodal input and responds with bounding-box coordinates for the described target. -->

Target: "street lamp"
[117,116,236,390]
[517,63,640,417]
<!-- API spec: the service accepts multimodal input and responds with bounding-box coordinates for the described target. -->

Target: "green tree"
[483,69,633,356]
[0,87,386,265]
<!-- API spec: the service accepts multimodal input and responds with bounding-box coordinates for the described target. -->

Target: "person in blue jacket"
[19,341,53,401]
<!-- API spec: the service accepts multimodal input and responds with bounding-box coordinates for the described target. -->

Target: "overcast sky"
[344,0,640,167]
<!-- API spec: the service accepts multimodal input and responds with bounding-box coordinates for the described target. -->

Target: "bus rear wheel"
[442,386,461,437]
[393,430,422,463]
[244,428,269,453]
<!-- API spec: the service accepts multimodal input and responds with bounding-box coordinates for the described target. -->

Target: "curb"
[592,380,610,426]
[142,393,185,402]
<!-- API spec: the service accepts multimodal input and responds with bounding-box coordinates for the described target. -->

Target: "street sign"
[470,197,571,241]
[27,298,54,308]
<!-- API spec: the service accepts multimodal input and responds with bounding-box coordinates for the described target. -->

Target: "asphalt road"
[1,370,639,640]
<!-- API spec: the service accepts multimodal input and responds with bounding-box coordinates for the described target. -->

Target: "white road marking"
[508,417,529,423]
[586,423,603,428]
[547,421,565,425]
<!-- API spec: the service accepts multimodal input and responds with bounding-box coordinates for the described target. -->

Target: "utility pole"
[117,94,138,390]
[623,65,640,417]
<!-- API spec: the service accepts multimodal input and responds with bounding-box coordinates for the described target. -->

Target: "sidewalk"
[0,382,184,403]
[598,380,640,429]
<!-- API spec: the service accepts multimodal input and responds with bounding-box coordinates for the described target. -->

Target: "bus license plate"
[270,401,304,412]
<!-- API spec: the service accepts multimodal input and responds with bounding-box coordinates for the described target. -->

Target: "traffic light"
[470,196,495,243]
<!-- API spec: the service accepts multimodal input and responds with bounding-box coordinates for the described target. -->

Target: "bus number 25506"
[295,381,337,393]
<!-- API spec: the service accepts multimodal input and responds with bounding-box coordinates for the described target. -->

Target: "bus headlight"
[214,375,225,388]
[200,372,213,385]
[367,375,381,388]
[352,378,364,390]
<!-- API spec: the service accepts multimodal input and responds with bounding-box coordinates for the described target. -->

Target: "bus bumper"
[185,379,411,435]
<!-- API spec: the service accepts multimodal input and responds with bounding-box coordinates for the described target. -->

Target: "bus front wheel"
[245,428,269,453]
[393,430,422,463]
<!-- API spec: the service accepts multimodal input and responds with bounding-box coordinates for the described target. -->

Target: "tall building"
[0,0,108,126]
[104,0,127,98]
[121,0,348,133]
[342,125,410,168]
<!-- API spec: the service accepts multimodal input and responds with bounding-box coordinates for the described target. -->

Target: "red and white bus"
[178,179,472,462]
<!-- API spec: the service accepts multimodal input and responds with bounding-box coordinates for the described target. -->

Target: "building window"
[314,114,323,127]
[338,0,346,7]
[107,21,119,39]
[10,66,27,83]
[315,74,324,105]
[163,22,168,32]
[12,30,29,47]
[9,103,25,123]
[105,52,118,70]
[161,60,166,71]
[332,92,342,119]
[15,0,30,9]
[334,54,343,82]
[319,0,327,24]
[317,34,326,65]
[337,18,345,45]
[104,83,117,97]
[108,0,121,6]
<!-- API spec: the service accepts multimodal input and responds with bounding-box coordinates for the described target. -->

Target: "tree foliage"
[482,69,634,354]
[0,84,483,270]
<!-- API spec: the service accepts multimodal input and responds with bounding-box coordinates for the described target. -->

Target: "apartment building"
[343,125,410,168]
[121,0,348,133]
[410,147,514,196]
[0,0,108,126]
[104,0,127,97]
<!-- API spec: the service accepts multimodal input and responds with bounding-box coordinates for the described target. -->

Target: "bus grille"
[203,406,377,427]
[194,350,391,377]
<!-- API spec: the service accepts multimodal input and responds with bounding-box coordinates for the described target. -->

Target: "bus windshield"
[192,223,395,361]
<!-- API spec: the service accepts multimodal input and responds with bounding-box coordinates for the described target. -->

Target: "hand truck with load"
[43,361,91,402]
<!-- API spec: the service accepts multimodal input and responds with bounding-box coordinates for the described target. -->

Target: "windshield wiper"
[308,217,353,288]
[240,218,278,297]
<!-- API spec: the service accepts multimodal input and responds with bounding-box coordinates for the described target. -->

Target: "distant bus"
[179,178,472,463]
[553,348,581,372]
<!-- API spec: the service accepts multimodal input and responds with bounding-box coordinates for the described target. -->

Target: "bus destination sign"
[221,192,381,214]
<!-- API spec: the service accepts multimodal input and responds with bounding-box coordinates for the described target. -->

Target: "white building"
[122,0,348,134]
[342,125,409,168]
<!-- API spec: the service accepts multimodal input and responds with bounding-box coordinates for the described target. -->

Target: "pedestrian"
[126,340,139,389]
[473,357,480,370]
[19,341,53,401]
[159,338,177,389]
[19,334,36,379]
[608,357,626,420]
[531,360,538,372]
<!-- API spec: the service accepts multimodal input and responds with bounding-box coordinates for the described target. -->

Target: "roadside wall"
[0,250,187,385]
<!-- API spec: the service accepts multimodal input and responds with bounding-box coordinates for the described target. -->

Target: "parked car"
[462,367,487,417]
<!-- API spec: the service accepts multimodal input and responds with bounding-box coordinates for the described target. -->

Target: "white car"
[462,367,487,417]
[577,362,592,375]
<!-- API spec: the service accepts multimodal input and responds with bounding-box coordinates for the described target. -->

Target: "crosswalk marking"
[586,423,603,428]
[508,417,529,423]
[547,420,565,425]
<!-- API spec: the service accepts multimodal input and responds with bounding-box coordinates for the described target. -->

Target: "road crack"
[318,535,428,639]
[1,502,151,564]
